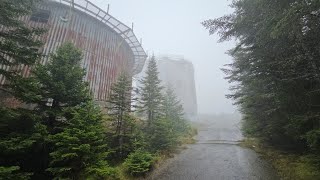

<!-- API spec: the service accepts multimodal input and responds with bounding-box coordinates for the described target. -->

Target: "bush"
[148,118,177,152]
[123,150,154,176]
[0,166,32,180]
[304,129,320,150]
[85,165,119,180]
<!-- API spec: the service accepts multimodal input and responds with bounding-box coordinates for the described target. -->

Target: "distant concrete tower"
[158,55,198,120]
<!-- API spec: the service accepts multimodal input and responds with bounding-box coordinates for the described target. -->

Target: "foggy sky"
[92,0,237,114]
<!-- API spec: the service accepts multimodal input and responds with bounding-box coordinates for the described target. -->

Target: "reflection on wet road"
[147,117,278,180]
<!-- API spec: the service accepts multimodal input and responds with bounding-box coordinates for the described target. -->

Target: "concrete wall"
[158,56,198,120]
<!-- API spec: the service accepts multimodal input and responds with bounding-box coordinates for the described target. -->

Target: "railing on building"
[49,0,147,75]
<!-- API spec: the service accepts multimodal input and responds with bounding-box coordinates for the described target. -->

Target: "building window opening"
[30,9,51,23]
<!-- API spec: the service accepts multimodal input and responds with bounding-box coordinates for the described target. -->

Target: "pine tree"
[47,101,117,179]
[0,0,43,79]
[106,73,136,159]
[138,56,163,126]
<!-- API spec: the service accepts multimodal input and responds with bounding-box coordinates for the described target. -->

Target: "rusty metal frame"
[49,0,147,75]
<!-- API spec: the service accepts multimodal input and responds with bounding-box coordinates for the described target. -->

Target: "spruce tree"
[14,43,91,132]
[0,108,47,179]
[47,102,117,179]
[163,86,189,135]
[163,86,184,121]
[138,56,163,126]
[106,73,136,159]
[203,0,320,152]
[33,42,90,107]
[148,117,177,152]
[1,43,93,178]
[37,43,115,179]
[0,0,45,178]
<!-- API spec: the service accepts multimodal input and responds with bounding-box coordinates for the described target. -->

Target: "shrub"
[0,166,32,180]
[85,165,119,180]
[123,150,154,176]
[148,118,177,152]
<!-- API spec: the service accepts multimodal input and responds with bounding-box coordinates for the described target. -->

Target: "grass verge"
[240,138,320,180]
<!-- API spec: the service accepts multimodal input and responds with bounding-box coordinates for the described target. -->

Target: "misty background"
[93,0,237,115]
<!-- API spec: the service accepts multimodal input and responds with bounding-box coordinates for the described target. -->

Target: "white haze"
[92,0,237,115]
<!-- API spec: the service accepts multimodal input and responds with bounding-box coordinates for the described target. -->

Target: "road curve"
[147,117,279,180]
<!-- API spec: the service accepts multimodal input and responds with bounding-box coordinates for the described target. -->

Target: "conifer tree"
[14,43,91,132]
[148,117,177,152]
[163,86,184,121]
[0,108,47,179]
[138,56,163,126]
[163,86,188,135]
[203,0,320,152]
[106,73,136,159]
[0,0,43,79]
[47,102,117,179]
[1,43,92,178]
[0,1,45,178]
[33,42,90,107]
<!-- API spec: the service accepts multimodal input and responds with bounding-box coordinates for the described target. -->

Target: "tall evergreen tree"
[13,43,91,132]
[106,73,136,159]
[1,43,93,179]
[202,0,320,151]
[0,1,45,178]
[34,42,90,107]
[138,56,163,126]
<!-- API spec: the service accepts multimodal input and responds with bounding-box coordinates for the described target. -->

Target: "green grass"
[240,138,320,180]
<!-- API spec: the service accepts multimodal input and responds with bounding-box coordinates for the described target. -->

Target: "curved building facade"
[0,0,146,104]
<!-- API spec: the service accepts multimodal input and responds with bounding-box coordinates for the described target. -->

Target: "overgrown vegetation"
[0,42,194,179]
[0,2,194,178]
[241,139,320,180]
[203,0,320,178]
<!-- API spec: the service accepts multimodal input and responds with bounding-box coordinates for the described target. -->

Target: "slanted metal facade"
[0,0,147,103]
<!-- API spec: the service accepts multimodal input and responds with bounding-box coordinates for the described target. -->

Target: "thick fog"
[93,0,237,115]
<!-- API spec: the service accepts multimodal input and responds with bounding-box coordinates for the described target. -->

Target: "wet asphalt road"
[147,117,278,180]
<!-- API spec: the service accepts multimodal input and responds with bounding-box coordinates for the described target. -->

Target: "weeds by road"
[241,138,320,180]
